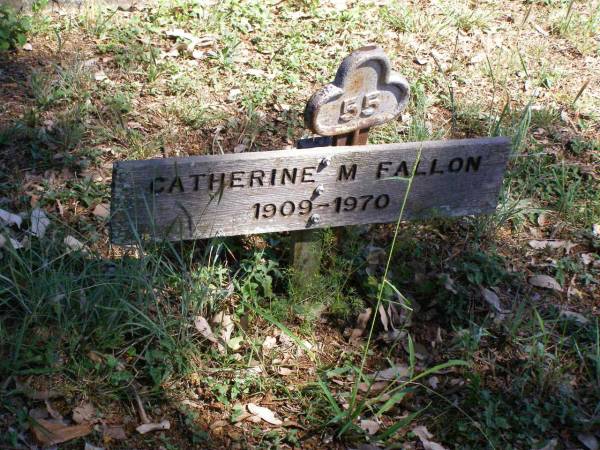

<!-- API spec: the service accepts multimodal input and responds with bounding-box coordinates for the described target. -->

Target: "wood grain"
[110,137,510,244]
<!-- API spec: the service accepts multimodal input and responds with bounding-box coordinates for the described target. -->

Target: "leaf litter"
[246,403,282,426]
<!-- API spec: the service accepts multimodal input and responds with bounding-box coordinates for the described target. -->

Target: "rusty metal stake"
[292,45,410,284]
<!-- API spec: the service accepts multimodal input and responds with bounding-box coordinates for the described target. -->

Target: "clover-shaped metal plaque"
[304,45,410,137]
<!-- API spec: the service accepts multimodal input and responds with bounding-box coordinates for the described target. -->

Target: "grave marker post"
[291,45,410,281]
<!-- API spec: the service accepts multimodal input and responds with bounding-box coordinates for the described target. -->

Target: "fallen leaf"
[428,376,439,389]
[193,316,218,342]
[577,432,599,450]
[278,367,292,376]
[528,240,576,253]
[210,419,228,430]
[350,308,372,342]
[22,42,33,51]
[412,425,448,450]
[72,402,95,424]
[0,208,22,228]
[9,237,24,249]
[529,275,563,292]
[374,365,410,381]
[580,253,596,265]
[94,70,108,82]
[246,68,266,77]
[30,208,50,238]
[538,438,558,450]
[102,424,127,440]
[358,381,388,394]
[531,22,549,36]
[378,304,389,332]
[227,88,241,102]
[559,310,590,325]
[136,420,170,434]
[228,336,243,351]
[87,351,104,364]
[360,419,380,435]
[481,288,510,313]
[234,143,247,153]
[15,380,60,400]
[64,235,87,252]
[31,419,92,446]
[29,407,49,420]
[45,400,62,420]
[92,203,110,220]
[442,274,458,294]
[212,312,234,345]
[262,335,277,352]
[247,403,282,426]
[84,443,104,450]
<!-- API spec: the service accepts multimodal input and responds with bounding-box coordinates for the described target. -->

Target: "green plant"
[0,5,30,51]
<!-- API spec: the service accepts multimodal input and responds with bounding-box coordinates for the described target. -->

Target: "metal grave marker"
[110,46,511,246]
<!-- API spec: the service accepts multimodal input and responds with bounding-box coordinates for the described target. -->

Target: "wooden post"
[291,45,410,282]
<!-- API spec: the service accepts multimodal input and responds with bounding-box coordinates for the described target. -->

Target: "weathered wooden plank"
[110,137,511,244]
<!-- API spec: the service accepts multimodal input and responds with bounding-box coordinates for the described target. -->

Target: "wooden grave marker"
[110,46,511,277]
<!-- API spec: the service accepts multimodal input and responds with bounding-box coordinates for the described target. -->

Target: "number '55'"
[339,92,381,122]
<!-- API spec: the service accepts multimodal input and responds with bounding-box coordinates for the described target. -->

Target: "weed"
[0,5,30,51]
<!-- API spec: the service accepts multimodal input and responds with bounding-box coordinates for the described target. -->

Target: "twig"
[131,385,150,424]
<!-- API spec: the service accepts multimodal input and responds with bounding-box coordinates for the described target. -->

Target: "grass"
[0,0,599,448]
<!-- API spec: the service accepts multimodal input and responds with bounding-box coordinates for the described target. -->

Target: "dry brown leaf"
[350,308,372,342]
[94,70,108,82]
[360,419,380,435]
[412,425,448,450]
[528,239,576,253]
[529,275,563,292]
[580,253,596,265]
[30,208,50,238]
[102,424,127,440]
[45,400,62,420]
[210,420,229,430]
[577,432,599,450]
[481,288,510,314]
[15,380,60,400]
[0,208,22,228]
[84,443,104,450]
[358,381,388,393]
[31,419,92,446]
[72,402,96,424]
[378,304,389,332]
[64,235,88,253]
[442,274,458,294]
[194,316,218,342]
[212,312,234,346]
[374,365,410,381]
[247,403,282,426]
[92,203,110,220]
[277,367,292,376]
[29,407,49,420]
[88,351,104,364]
[559,310,590,325]
[136,420,170,434]
[262,335,277,352]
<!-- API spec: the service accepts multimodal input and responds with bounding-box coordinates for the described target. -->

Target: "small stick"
[132,385,150,424]
[572,79,590,107]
